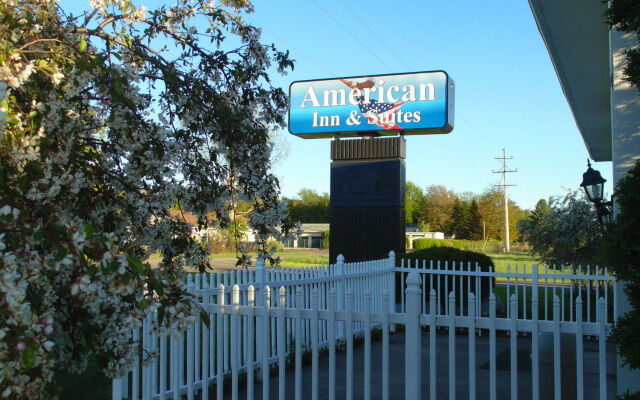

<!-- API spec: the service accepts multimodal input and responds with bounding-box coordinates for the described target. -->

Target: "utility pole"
[493,148,517,252]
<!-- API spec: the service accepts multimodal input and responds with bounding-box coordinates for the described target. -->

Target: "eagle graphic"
[339,78,405,130]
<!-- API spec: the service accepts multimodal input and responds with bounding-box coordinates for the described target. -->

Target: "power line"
[336,0,413,71]
[310,0,395,71]
[492,148,517,252]
[256,23,337,76]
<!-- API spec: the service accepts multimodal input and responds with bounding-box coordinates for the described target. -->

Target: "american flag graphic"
[357,97,405,130]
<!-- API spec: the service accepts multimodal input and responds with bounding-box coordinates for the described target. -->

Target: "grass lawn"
[279,255,330,268]
[486,251,541,273]
[275,251,541,270]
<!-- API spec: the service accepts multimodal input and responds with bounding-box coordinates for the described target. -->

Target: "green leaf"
[152,282,164,296]
[22,341,37,369]
[84,224,94,239]
[33,231,44,241]
[137,299,149,310]
[52,222,65,234]
[113,79,123,96]
[127,255,144,274]
[79,39,87,53]
[55,247,68,262]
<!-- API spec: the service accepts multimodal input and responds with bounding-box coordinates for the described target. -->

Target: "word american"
[299,79,436,108]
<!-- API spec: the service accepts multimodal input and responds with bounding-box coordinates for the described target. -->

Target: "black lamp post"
[580,159,612,224]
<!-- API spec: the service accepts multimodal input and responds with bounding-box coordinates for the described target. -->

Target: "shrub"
[322,230,330,249]
[208,230,236,254]
[398,247,495,311]
[599,160,640,392]
[413,238,502,253]
[413,238,448,250]
[247,238,283,253]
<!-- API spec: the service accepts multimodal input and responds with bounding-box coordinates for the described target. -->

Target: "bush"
[322,230,330,249]
[599,160,640,391]
[413,238,502,253]
[398,247,495,312]
[207,230,236,254]
[247,238,283,253]
[413,238,448,250]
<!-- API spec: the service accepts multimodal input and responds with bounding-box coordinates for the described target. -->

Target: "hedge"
[412,238,503,253]
[397,247,495,311]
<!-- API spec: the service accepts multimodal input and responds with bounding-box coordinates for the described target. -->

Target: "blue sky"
[61,0,613,210]
[244,0,613,210]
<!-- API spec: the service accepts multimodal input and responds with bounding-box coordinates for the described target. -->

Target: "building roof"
[528,0,612,161]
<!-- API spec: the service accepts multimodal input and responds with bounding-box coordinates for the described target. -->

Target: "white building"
[528,0,640,394]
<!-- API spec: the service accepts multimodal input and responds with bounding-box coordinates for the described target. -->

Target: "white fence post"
[489,293,496,400]
[598,298,607,400]
[388,251,396,333]
[553,295,561,400]
[469,292,476,400]
[255,257,265,380]
[510,294,518,400]
[112,378,122,400]
[576,297,583,400]
[449,291,456,400]
[405,271,422,400]
[336,254,346,339]
[429,289,437,400]
[532,265,540,400]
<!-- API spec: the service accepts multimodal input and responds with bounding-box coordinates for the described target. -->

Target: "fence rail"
[397,259,616,324]
[113,253,614,400]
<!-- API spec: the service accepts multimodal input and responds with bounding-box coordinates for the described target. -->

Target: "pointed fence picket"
[113,254,614,400]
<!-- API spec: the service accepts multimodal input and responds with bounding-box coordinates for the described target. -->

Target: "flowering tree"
[517,190,602,266]
[0,0,295,397]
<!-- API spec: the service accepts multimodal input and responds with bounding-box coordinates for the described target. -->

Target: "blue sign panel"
[331,160,405,207]
[289,71,454,139]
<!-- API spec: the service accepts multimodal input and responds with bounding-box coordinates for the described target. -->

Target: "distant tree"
[477,187,505,240]
[468,200,483,240]
[419,185,458,232]
[447,198,470,238]
[518,199,551,242]
[519,191,601,265]
[477,187,526,243]
[405,181,424,224]
[285,189,330,223]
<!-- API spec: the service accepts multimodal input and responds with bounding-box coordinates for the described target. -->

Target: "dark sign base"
[329,206,405,263]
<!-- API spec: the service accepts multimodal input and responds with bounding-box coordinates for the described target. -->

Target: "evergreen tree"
[468,200,483,240]
[448,199,471,239]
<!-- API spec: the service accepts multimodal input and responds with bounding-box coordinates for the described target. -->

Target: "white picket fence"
[113,252,615,400]
[397,259,616,323]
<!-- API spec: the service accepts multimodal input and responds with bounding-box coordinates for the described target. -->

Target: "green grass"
[485,251,591,287]
[279,255,330,268]
[486,251,541,272]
